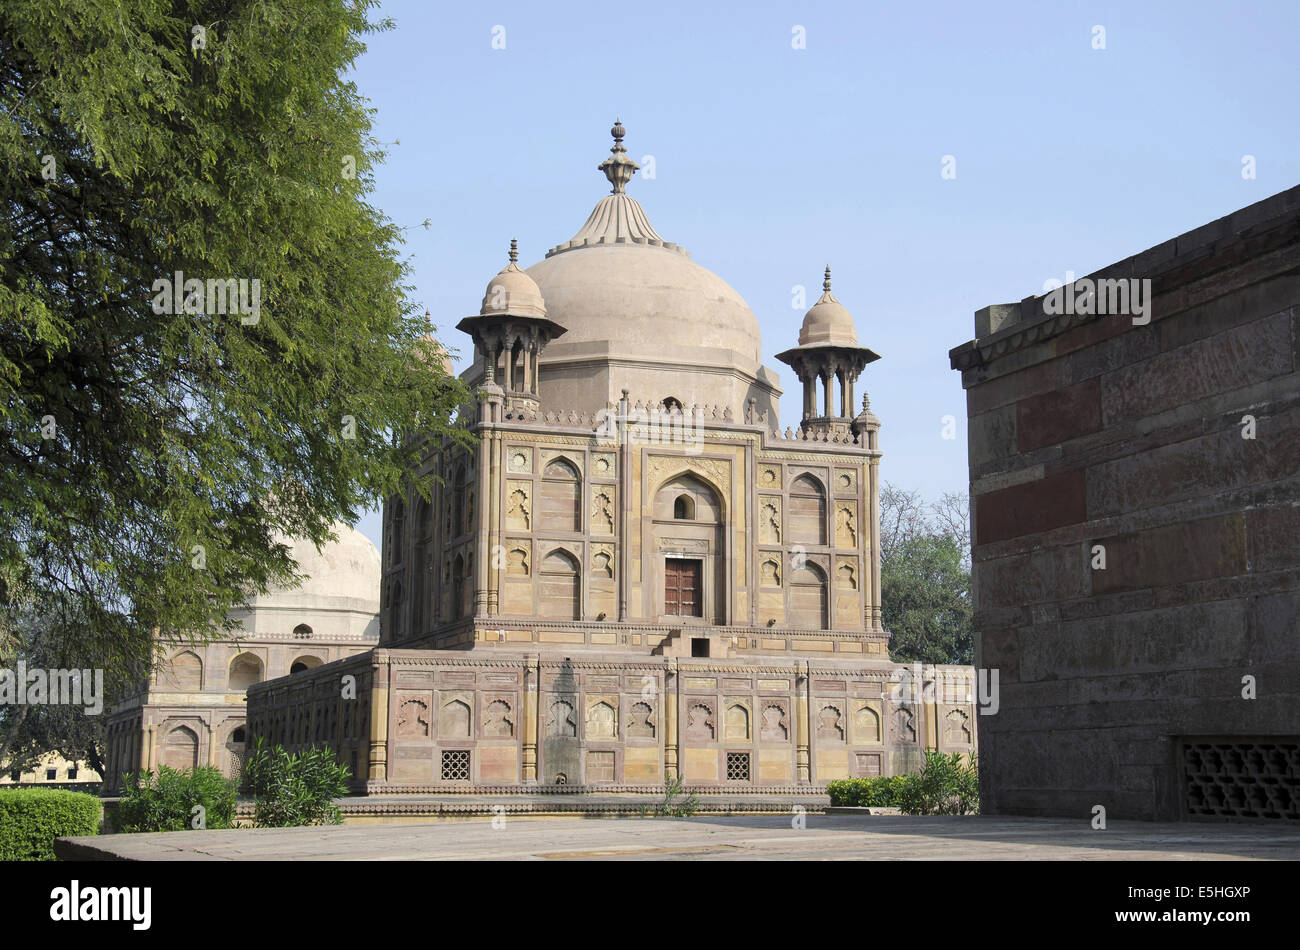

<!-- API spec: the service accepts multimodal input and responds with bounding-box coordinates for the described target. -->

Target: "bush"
[242,738,351,828]
[115,766,238,833]
[897,751,979,815]
[0,787,100,860]
[658,776,699,817]
[825,776,908,808]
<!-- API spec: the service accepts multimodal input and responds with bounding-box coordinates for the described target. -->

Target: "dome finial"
[599,119,640,195]
[508,238,518,264]
[823,266,832,294]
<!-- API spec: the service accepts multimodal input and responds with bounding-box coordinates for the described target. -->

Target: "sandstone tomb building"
[247,123,976,794]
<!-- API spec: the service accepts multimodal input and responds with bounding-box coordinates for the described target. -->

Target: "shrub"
[897,751,979,815]
[825,776,908,808]
[242,738,351,828]
[0,787,100,860]
[115,765,238,833]
[658,775,699,818]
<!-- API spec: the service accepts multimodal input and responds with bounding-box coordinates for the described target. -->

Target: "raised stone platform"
[57,814,1300,861]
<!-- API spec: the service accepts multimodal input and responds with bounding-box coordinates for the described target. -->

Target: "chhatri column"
[502,335,514,392]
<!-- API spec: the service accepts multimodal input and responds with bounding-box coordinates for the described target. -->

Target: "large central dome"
[526,244,762,364]
[496,121,779,417]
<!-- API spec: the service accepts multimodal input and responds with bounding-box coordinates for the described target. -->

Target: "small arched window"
[293,623,313,639]
[673,494,695,520]
[662,396,683,413]
[290,655,323,675]
[228,653,264,691]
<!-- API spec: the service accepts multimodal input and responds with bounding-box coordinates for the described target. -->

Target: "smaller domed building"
[101,522,380,789]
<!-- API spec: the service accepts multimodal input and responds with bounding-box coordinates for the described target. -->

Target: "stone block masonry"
[950,184,1300,822]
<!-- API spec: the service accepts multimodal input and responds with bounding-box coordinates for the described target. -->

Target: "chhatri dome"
[480,239,547,319]
[798,266,859,345]
[471,121,779,417]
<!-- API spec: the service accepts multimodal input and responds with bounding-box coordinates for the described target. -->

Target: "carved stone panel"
[724,702,750,740]
[438,694,471,738]
[685,703,715,740]
[591,487,615,534]
[760,496,782,544]
[944,707,972,745]
[482,698,515,738]
[627,701,655,738]
[547,699,577,738]
[893,706,918,744]
[836,557,859,589]
[506,540,531,577]
[506,481,531,531]
[396,692,431,738]
[760,703,789,741]
[817,703,845,741]
[835,505,857,547]
[586,699,617,739]
[646,455,731,505]
[508,448,532,473]
[854,703,881,744]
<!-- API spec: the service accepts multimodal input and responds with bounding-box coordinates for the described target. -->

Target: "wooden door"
[665,559,702,617]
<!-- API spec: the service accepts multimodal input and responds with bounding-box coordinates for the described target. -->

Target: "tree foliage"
[0,2,471,686]
[881,483,973,665]
[0,603,140,777]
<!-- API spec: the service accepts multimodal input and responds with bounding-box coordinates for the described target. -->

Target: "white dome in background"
[250,520,381,610]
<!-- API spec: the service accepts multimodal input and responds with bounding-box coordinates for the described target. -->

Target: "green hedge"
[825,776,908,808]
[0,787,100,860]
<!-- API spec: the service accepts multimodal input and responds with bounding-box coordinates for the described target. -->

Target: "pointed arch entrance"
[650,472,726,624]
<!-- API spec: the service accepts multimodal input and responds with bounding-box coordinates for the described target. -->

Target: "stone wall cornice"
[950,184,1300,375]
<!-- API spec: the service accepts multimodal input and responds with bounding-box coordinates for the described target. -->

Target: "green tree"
[0,2,471,686]
[880,483,973,665]
[0,602,144,777]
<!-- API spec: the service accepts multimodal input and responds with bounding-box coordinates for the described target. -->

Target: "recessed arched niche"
[651,472,725,624]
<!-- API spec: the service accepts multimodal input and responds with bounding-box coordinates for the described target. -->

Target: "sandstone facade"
[102,524,380,789]
[247,124,977,794]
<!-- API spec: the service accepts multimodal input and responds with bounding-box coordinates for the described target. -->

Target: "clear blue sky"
[350,0,1299,548]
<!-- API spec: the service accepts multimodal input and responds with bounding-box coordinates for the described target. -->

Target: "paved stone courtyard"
[57,814,1300,861]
